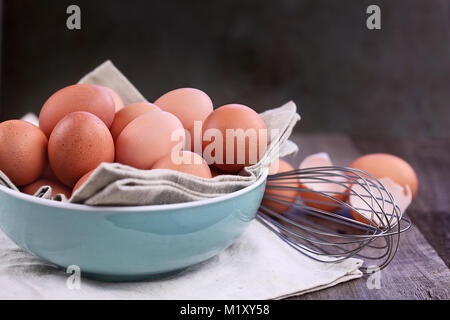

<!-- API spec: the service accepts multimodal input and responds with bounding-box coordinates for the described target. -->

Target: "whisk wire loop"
[258,166,411,273]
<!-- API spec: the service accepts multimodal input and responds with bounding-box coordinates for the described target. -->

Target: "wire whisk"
[257,166,412,273]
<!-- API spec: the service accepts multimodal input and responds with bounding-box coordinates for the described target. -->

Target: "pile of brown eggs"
[0,84,268,198]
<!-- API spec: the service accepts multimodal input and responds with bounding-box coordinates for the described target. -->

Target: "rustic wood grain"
[283,133,450,300]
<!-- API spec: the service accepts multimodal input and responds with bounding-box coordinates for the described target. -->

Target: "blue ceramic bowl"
[0,170,267,281]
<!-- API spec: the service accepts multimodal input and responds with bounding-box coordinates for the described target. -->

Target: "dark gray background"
[1,0,449,138]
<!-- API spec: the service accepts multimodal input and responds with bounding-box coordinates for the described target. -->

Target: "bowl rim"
[0,168,268,212]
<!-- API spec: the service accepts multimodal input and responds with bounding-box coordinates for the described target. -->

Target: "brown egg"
[39,84,116,137]
[350,153,418,198]
[298,153,349,213]
[152,151,212,178]
[154,88,213,152]
[48,112,115,187]
[262,159,299,214]
[72,169,95,195]
[0,120,48,186]
[202,104,268,173]
[103,87,125,112]
[22,179,72,198]
[154,88,213,133]
[109,102,160,142]
[116,111,185,169]
[349,177,412,227]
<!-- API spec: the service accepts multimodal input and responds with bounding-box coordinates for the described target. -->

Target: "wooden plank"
[282,133,450,300]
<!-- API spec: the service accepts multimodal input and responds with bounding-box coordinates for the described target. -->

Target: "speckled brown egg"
[48,112,114,187]
[39,84,116,137]
[0,120,48,186]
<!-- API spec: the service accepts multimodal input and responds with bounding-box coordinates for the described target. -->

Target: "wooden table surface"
[285,133,450,300]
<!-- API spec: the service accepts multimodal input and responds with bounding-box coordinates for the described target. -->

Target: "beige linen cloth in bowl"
[0,61,363,299]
